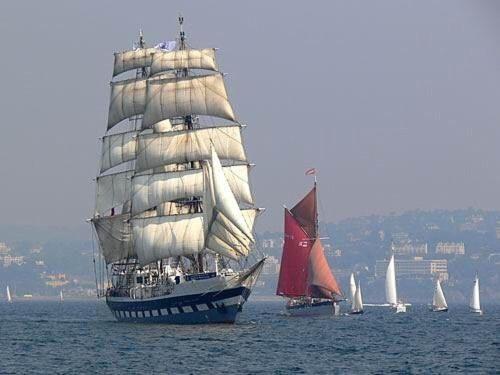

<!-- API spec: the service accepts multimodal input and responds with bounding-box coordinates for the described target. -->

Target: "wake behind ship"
[90,17,264,324]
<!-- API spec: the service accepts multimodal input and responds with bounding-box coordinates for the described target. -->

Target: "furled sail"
[150,48,217,75]
[385,255,398,305]
[136,125,246,172]
[290,186,317,238]
[433,279,448,310]
[350,273,357,310]
[107,78,147,130]
[95,170,134,216]
[131,164,253,215]
[113,48,157,77]
[100,131,137,173]
[276,209,312,297]
[142,73,236,128]
[93,214,134,264]
[307,239,342,299]
[469,275,481,312]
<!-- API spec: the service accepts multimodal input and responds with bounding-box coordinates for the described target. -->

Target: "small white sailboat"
[469,274,482,315]
[432,279,448,312]
[351,279,364,314]
[385,255,406,313]
[59,290,64,302]
[6,286,12,303]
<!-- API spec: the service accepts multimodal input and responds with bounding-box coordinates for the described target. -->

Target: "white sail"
[135,125,246,172]
[93,214,134,264]
[131,164,253,215]
[385,255,398,305]
[469,275,481,312]
[432,279,447,310]
[349,273,357,310]
[113,47,157,77]
[150,48,217,75]
[6,286,12,303]
[353,280,363,312]
[107,78,147,130]
[209,147,253,241]
[95,170,134,216]
[100,131,137,173]
[142,73,236,128]
[60,290,64,302]
[133,213,204,265]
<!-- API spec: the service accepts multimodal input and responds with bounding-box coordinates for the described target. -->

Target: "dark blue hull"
[106,286,251,324]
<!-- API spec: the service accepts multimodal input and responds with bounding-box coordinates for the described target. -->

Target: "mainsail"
[432,279,447,310]
[385,255,398,305]
[350,273,357,310]
[469,275,481,312]
[92,28,259,269]
[353,280,363,312]
[276,184,342,300]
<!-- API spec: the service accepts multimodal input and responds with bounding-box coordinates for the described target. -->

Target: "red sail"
[276,209,313,297]
[290,186,317,238]
[307,239,342,299]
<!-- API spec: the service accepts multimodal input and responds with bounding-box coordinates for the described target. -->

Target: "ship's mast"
[177,15,204,272]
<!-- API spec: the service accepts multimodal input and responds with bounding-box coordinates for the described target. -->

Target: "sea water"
[0,300,498,374]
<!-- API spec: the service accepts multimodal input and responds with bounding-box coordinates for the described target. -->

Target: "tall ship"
[276,177,343,316]
[91,17,265,324]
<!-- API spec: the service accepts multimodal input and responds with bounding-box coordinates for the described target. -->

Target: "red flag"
[305,168,316,175]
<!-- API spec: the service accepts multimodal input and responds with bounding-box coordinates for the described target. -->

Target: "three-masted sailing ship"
[276,179,343,316]
[91,17,265,324]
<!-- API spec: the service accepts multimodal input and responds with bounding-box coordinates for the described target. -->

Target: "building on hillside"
[262,256,280,275]
[2,255,25,267]
[435,242,465,255]
[0,242,11,255]
[375,257,448,280]
[391,242,428,256]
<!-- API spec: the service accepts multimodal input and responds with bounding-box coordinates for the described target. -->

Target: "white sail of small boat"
[6,286,12,303]
[351,279,363,314]
[60,290,64,302]
[349,273,357,310]
[469,274,482,314]
[432,279,448,312]
[385,255,406,313]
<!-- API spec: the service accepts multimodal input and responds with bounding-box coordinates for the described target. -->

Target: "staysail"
[433,279,447,310]
[385,255,398,305]
[307,239,342,299]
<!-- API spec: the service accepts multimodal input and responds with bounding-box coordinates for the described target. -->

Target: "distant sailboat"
[351,279,364,314]
[385,255,406,313]
[469,274,482,315]
[6,286,12,303]
[432,279,448,312]
[59,290,64,302]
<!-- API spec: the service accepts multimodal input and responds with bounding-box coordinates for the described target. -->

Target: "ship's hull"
[106,258,265,324]
[432,307,448,312]
[107,285,251,324]
[350,309,364,315]
[285,300,338,317]
[470,308,483,315]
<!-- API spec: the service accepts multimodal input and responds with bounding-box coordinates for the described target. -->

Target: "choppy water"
[0,300,498,374]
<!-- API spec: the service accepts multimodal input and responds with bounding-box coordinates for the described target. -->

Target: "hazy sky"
[1,0,500,232]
